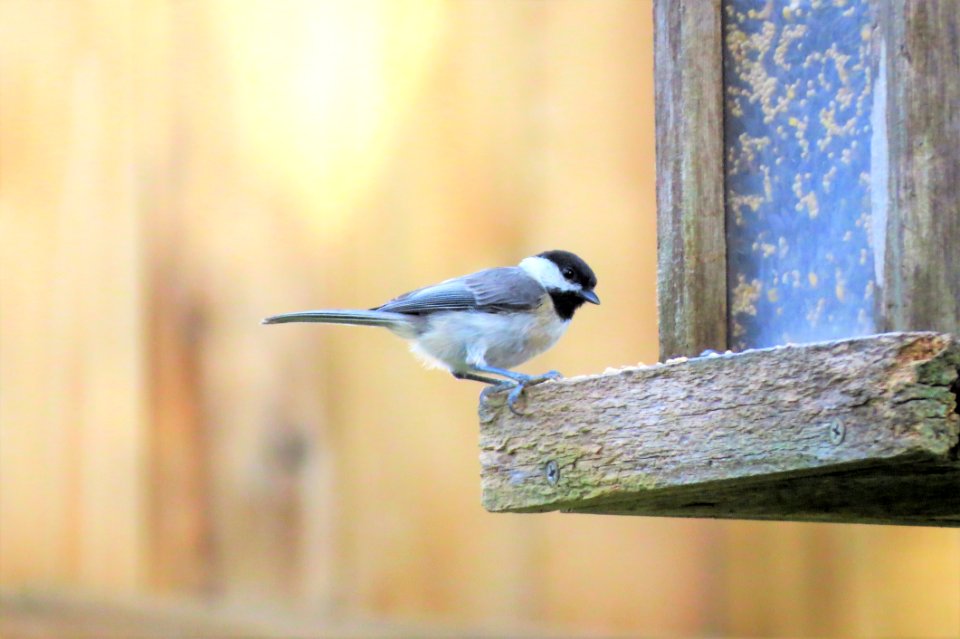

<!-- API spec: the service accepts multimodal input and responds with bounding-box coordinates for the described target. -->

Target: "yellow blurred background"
[0,0,957,636]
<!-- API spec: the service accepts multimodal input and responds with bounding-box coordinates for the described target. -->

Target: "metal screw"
[544,460,560,485]
[827,419,845,445]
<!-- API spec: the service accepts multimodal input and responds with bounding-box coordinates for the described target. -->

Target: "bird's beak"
[580,289,600,305]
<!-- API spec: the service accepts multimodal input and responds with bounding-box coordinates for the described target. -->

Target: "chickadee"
[262,250,599,414]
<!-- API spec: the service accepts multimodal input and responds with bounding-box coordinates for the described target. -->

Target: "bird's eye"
[562,267,575,279]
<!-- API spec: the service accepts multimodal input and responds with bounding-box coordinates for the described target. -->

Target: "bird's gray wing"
[374,267,544,315]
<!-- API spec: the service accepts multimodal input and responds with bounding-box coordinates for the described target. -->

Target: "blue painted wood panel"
[723,0,878,350]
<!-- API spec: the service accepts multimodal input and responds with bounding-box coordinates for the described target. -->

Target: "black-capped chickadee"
[262,250,599,414]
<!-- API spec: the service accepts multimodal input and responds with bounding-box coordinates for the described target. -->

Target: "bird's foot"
[482,370,564,416]
[480,380,515,403]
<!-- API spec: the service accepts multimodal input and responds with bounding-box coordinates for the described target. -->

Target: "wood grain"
[480,332,960,525]
[878,0,960,336]
[654,0,727,360]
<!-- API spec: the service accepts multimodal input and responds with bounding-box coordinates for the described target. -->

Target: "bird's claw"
[481,371,564,416]
[480,381,515,403]
[506,383,527,415]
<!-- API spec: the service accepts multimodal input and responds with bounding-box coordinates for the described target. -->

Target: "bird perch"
[479,332,960,526]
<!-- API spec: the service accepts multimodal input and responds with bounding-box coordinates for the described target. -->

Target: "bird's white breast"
[408,298,569,372]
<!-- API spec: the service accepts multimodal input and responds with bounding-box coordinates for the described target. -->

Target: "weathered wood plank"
[878,0,960,335]
[654,0,727,359]
[479,332,960,525]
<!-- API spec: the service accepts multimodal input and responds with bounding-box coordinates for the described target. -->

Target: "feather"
[374,267,544,315]
[261,309,410,328]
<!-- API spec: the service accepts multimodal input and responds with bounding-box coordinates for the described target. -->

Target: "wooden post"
[654,0,727,360]
[878,0,960,334]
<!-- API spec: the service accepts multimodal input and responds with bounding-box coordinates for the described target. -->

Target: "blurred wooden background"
[0,1,957,636]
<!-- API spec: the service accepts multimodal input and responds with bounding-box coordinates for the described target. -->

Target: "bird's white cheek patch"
[518,256,578,292]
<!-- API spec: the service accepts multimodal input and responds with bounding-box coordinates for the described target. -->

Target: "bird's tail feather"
[261,309,411,328]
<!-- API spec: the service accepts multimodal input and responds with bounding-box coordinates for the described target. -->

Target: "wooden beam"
[654,0,727,360]
[878,0,960,335]
[479,332,960,526]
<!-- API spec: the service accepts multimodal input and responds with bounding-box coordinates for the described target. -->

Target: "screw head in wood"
[545,460,560,485]
[827,419,846,445]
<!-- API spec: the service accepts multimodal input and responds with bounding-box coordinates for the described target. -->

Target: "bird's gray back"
[374,266,544,315]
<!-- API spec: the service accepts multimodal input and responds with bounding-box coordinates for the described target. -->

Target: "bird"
[262,250,599,414]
